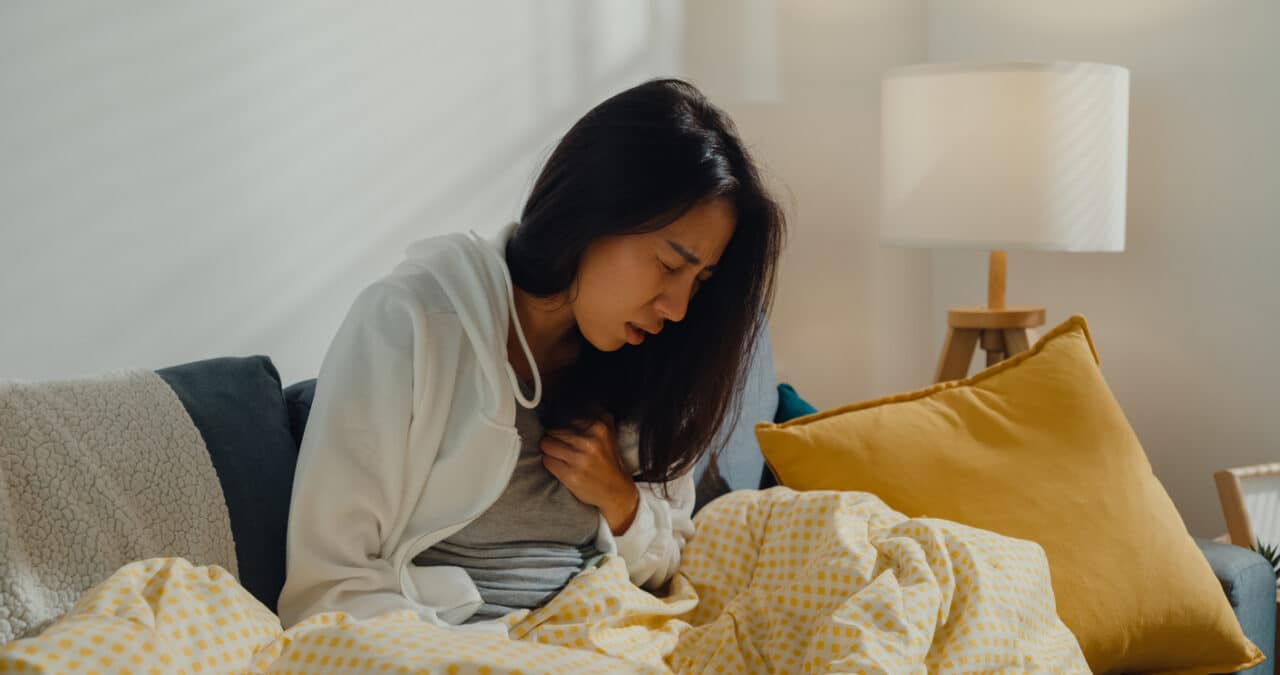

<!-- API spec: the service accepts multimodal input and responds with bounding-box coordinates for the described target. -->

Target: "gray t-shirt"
[412,402,602,622]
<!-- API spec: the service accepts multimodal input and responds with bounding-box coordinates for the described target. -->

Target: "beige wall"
[698,0,1279,538]
[687,1,935,408]
[926,0,1280,537]
[4,2,1273,537]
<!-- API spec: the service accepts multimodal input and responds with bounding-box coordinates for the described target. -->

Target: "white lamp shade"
[880,62,1129,252]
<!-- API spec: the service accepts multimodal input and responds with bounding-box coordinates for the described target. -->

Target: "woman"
[276,78,785,636]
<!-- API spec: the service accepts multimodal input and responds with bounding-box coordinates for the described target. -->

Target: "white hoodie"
[276,223,697,635]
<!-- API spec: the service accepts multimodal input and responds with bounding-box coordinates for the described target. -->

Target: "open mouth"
[625,322,646,345]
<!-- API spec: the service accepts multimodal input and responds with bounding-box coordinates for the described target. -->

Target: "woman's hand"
[540,413,641,535]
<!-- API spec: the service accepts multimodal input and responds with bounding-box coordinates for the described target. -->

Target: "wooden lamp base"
[934,306,1046,382]
[934,251,1047,383]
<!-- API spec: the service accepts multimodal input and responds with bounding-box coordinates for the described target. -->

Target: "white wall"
[926,0,1280,537]
[0,1,686,386]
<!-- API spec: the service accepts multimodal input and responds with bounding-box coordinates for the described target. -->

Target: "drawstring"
[470,230,542,409]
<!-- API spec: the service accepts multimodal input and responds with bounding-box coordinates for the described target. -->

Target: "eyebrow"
[666,239,719,272]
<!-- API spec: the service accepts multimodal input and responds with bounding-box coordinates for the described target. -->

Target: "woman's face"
[571,197,736,352]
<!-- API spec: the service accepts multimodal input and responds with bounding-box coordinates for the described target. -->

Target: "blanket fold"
[1,488,1087,673]
[0,369,237,644]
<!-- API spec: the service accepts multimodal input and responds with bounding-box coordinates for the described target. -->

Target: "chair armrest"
[1195,537,1275,675]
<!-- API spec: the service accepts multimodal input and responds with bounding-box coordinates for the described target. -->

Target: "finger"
[586,419,609,439]
[558,419,610,443]
[544,427,581,442]
[541,451,571,471]
[545,429,594,453]
[539,436,581,462]
[563,419,596,436]
[541,453,573,482]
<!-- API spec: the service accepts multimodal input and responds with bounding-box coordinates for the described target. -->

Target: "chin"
[601,337,628,352]
[578,326,625,352]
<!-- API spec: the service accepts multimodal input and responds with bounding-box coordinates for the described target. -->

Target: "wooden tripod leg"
[981,329,1006,367]
[1003,328,1034,357]
[935,327,980,383]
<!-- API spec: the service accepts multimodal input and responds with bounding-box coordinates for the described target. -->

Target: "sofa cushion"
[692,328,778,514]
[283,378,316,449]
[154,355,297,614]
[755,316,1264,674]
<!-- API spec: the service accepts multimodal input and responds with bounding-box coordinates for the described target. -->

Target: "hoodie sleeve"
[596,428,697,591]
[276,281,468,630]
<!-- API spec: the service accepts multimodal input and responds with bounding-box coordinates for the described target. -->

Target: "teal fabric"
[1195,538,1276,675]
[773,383,818,424]
[758,383,818,490]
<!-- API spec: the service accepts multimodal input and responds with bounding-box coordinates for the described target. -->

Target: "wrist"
[605,482,641,536]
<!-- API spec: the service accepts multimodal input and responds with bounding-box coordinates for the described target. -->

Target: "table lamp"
[879,61,1130,382]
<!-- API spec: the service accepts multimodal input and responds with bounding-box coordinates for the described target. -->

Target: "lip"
[625,322,646,345]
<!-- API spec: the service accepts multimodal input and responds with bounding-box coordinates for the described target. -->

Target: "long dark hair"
[506,77,786,485]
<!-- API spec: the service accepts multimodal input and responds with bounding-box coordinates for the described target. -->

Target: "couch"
[135,350,1275,674]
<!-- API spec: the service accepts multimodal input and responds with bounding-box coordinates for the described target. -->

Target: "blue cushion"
[692,329,778,513]
[154,355,297,613]
[758,382,818,489]
[1195,538,1276,675]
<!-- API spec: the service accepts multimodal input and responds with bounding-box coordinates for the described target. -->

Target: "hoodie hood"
[389,221,541,416]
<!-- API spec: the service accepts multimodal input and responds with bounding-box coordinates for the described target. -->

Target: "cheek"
[577,250,657,319]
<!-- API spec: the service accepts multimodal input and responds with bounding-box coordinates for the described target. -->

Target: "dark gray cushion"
[283,378,316,449]
[154,355,297,613]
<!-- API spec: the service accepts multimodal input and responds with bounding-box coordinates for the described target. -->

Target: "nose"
[653,276,696,324]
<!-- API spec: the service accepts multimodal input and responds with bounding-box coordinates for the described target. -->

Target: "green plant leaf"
[1252,537,1280,579]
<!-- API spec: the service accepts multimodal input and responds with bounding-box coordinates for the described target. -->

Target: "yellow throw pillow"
[755,315,1262,674]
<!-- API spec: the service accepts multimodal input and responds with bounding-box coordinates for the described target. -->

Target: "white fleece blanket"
[0,368,237,644]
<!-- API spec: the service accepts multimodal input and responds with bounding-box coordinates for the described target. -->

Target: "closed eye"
[660,256,716,282]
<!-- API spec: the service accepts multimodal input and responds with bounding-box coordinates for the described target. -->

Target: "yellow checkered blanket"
[1,488,1087,673]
